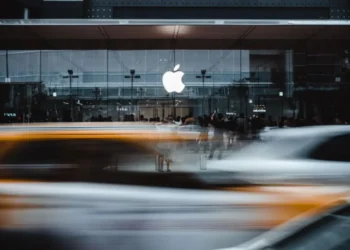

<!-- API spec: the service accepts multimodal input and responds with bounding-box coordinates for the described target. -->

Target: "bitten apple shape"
[162,64,185,93]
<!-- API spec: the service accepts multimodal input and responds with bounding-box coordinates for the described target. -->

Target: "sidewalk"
[117,148,243,173]
[117,139,256,173]
[118,152,209,173]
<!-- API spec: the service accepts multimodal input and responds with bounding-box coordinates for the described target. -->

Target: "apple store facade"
[0,49,293,121]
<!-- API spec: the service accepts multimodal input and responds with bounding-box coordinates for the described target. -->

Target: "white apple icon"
[162,64,185,93]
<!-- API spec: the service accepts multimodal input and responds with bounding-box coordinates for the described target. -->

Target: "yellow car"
[0,123,348,231]
[0,123,183,178]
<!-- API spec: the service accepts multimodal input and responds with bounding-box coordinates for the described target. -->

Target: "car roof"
[262,125,350,140]
[0,122,157,131]
[0,123,192,141]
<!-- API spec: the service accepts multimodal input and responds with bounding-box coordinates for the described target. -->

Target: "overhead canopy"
[1,19,350,50]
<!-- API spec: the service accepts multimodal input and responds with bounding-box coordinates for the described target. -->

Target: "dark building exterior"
[2,0,350,20]
[1,1,350,123]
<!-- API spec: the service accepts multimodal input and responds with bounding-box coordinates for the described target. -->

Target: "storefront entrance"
[137,99,192,120]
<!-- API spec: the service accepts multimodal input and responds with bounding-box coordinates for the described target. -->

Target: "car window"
[1,140,72,165]
[0,139,155,167]
[309,134,350,162]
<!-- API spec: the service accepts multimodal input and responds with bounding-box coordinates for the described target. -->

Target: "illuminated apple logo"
[162,64,185,93]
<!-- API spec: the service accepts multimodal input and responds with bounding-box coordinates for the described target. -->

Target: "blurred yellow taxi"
[0,123,348,230]
[0,123,184,177]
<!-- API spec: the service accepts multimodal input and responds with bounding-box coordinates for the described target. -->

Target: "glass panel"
[0,51,6,82]
[0,49,291,121]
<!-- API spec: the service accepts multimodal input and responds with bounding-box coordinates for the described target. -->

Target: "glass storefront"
[0,50,292,122]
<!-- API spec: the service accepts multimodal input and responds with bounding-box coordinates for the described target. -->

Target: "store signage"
[162,64,185,93]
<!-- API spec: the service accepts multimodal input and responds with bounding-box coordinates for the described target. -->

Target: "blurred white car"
[208,125,350,183]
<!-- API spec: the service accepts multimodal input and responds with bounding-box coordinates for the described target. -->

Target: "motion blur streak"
[224,185,350,226]
[0,183,348,227]
[0,183,269,250]
[0,131,185,141]
[0,125,350,249]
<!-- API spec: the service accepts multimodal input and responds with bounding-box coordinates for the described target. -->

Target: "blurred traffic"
[0,115,349,250]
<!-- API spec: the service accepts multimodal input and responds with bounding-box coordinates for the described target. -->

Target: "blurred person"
[198,116,210,153]
[278,116,287,128]
[25,112,32,123]
[251,116,259,139]
[311,115,322,125]
[209,112,226,160]
[226,116,236,147]
[295,117,305,127]
[335,116,343,124]
[157,148,172,173]
[181,116,187,125]
[256,116,266,138]
[185,116,195,125]
[236,113,246,139]
[267,115,277,127]
[174,118,182,125]
[285,117,296,127]
[194,116,203,153]
[156,117,176,172]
